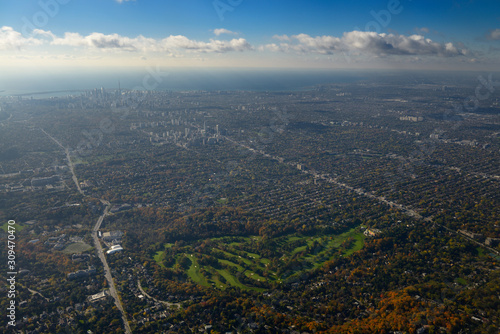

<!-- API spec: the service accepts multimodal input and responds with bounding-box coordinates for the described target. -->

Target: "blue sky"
[1,0,500,71]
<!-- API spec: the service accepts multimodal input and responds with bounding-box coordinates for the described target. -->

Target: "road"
[311,172,423,220]
[27,288,49,302]
[93,203,132,334]
[225,137,424,221]
[435,222,500,255]
[225,136,500,255]
[137,280,180,308]
[39,130,131,332]
[65,145,84,196]
[40,128,84,196]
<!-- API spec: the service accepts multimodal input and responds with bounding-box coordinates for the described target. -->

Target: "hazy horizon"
[2,68,497,97]
[2,1,500,73]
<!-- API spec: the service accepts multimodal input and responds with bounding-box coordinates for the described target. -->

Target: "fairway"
[154,226,365,291]
[215,269,244,289]
[186,254,210,287]
[1,220,24,232]
[153,251,165,267]
[62,242,92,254]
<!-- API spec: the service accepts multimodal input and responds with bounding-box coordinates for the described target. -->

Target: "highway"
[41,129,131,332]
[40,128,84,196]
[92,202,132,334]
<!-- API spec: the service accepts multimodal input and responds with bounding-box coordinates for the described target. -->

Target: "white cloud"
[260,43,280,52]
[0,26,42,50]
[488,29,500,40]
[33,29,56,39]
[267,31,468,57]
[0,27,252,54]
[116,0,135,3]
[0,26,472,63]
[51,32,157,52]
[293,33,342,54]
[213,28,237,36]
[162,35,251,53]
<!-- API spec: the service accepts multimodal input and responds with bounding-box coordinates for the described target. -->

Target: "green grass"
[245,271,267,282]
[324,228,365,248]
[343,232,365,256]
[186,254,210,287]
[216,269,266,292]
[219,259,245,272]
[152,227,366,292]
[238,250,271,266]
[188,255,265,291]
[291,242,312,255]
[223,252,253,265]
[215,260,269,290]
[216,249,254,266]
[290,236,324,256]
[294,228,365,268]
[205,268,228,290]
[228,241,244,247]
[153,244,175,268]
[455,277,468,286]
[62,242,92,254]
[216,248,238,258]
[1,221,24,232]
[237,256,255,266]
[153,251,165,267]
[242,250,261,259]
[216,269,245,289]
[214,228,365,286]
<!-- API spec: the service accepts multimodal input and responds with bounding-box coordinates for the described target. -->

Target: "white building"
[102,230,124,242]
[88,290,109,302]
[106,244,124,254]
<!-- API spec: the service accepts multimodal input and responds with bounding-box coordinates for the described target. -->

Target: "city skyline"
[1,0,500,72]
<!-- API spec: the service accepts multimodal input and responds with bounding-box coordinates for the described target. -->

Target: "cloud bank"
[0,26,470,59]
[264,31,468,57]
[0,26,42,50]
[3,27,252,53]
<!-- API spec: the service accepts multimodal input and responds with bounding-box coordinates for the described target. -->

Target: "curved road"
[137,280,180,308]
